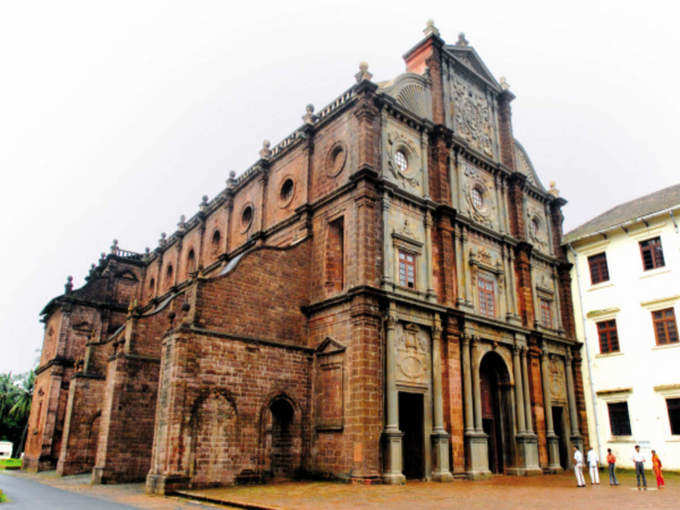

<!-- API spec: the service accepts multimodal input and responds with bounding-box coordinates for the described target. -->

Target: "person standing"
[573,445,586,488]
[606,448,618,486]
[587,446,600,485]
[632,445,647,490]
[651,450,665,489]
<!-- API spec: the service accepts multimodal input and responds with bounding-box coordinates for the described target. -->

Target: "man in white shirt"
[587,447,600,485]
[573,446,586,487]
[632,445,647,490]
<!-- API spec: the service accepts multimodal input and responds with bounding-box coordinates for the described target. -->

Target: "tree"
[0,370,35,457]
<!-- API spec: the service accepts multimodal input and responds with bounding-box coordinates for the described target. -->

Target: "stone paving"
[2,469,678,509]
[178,470,679,510]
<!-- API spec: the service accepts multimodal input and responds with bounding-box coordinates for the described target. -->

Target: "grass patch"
[0,488,6,502]
[0,459,21,470]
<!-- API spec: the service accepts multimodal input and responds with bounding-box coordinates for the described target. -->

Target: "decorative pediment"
[514,140,545,191]
[444,45,501,90]
[315,337,346,356]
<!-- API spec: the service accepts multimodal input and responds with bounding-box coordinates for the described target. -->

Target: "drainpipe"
[567,244,601,461]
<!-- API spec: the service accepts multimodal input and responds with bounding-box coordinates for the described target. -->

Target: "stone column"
[565,350,582,443]
[424,210,435,301]
[431,315,453,481]
[455,227,467,306]
[383,306,405,484]
[421,130,430,199]
[382,193,393,290]
[461,336,474,433]
[541,350,562,471]
[512,346,526,433]
[521,349,534,433]
[462,229,473,308]
[465,337,490,478]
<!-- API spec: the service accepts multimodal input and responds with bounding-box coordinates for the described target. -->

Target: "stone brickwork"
[25,22,586,491]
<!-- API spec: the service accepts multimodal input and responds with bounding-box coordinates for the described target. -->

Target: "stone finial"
[178,214,186,230]
[259,140,272,159]
[226,170,237,188]
[456,32,469,47]
[354,62,373,83]
[302,104,315,125]
[99,252,106,264]
[499,76,510,91]
[549,181,560,197]
[65,275,73,294]
[110,238,119,254]
[144,247,150,256]
[423,19,440,37]
[159,232,167,247]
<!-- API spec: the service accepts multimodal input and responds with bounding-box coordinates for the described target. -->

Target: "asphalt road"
[0,473,136,509]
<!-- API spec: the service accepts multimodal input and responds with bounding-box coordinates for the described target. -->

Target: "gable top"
[444,43,502,92]
[514,140,546,192]
[564,183,680,244]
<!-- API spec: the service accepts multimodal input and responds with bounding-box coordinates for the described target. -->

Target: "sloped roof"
[564,183,680,244]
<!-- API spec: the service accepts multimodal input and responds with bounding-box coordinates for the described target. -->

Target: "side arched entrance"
[479,351,514,474]
[258,395,301,480]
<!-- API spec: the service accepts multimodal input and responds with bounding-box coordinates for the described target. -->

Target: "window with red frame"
[639,237,665,271]
[652,308,678,345]
[596,319,619,353]
[398,250,416,288]
[478,276,495,318]
[539,298,553,328]
[587,252,609,284]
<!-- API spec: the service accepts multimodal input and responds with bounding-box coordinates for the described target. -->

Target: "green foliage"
[0,459,21,469]
[0,370,35,457]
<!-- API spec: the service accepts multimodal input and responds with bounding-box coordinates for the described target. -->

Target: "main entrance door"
[399,392,424,479]
[552,406,568,469]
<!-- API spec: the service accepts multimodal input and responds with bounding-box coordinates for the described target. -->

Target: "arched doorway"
[260,396,297,480]
[479,352,513,474]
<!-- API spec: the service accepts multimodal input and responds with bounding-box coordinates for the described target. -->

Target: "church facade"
[24,24,587,491]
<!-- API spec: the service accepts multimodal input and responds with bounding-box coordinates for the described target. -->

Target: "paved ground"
[0,473,135,509]
[179,470,679,510]
[0,471,217,509]
[1,468,677,509]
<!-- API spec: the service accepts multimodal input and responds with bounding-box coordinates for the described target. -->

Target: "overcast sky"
[1,1,678,375]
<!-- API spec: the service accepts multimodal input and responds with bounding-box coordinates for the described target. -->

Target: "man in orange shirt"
[606,448,618,486]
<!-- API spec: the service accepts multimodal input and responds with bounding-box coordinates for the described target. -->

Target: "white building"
[0,441,12,459]
[565,184,680,469]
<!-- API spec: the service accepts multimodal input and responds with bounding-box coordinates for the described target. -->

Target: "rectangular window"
[478,276,495,318]
[597,319,619,353]
[398,250,416,288]
[539,298,553,328]
[639,237,665,270]
[652,308,679,345]
[607,401,632,436]
[667,398,680,435]
[587,252,610,285]
[325,218,344,292]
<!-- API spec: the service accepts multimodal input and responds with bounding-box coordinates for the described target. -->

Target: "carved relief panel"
[549,356,567,402]
[526,198,551,254]
[449,73,498,158]
[461,162,498,229]
[383,119,425,196]
[395,322,431,386]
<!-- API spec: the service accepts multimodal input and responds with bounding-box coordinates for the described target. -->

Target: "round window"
[329,144,346,176]
[394,150,408,173]
[471,187,484,210]
[280,178,294,204]
[531,218,540,237]
[241,205,253,230]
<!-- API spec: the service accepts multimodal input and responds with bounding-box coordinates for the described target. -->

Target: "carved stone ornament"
[396,323,428,382]
[450,75,496,157]
[549,356,566,401]
[386,130,422,189]
[463,166,495,227]
[527,208,548,250]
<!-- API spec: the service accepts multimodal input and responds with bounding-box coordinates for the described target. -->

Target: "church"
[23,22,588,491]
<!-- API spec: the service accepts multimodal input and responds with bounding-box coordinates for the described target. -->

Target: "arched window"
[211,230,221,252]
[187,249,196,273]
[166,265,174,287]
[149,277,155,290]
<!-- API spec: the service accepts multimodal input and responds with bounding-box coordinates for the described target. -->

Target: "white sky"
[1,1,678,374]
